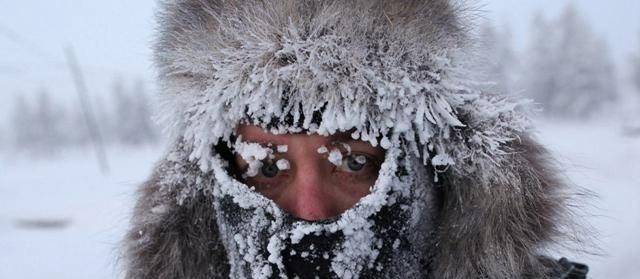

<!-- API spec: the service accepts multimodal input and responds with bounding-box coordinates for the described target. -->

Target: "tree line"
[4,77,158,157]
[480,4,639,119]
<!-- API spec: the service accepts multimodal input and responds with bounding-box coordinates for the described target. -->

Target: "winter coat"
[122,0,589,278]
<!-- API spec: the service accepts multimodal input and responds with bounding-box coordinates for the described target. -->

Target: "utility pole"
[64,46,110,175]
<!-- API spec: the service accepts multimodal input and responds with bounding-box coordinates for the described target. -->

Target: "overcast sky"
[484,0,640,64]
[1,0,639,120]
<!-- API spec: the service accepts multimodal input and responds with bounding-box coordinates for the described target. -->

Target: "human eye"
[258,160,282,178]
[337,154,380,173]
[239,158,291,194]
[245,158,290,180]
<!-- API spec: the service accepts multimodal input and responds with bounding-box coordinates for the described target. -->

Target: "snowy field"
[1,119,639,278]
[0,146,162,279]
[535,119,640,278]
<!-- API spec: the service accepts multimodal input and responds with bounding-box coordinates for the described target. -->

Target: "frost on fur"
[153,0,532,184]
[210,144,435,278]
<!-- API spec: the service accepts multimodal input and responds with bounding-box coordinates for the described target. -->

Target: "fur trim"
[152,0,530,177]
[432,136,569,278]
[122,145,229,279]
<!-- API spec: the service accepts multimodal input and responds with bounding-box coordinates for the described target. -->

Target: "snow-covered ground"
[1,119,638,278]
[0,146,162,279]
[535,119,640,278]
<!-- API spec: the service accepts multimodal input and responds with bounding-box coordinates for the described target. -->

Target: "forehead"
[235,124,360,146]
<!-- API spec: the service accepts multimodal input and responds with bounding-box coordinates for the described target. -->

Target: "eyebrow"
[235,132,286,146]
[238,129,362,147]
[328,131,357,142]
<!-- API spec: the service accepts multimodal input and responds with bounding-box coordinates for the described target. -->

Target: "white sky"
[0,0,639,121]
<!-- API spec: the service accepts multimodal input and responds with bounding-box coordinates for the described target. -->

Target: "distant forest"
[5,77,158,157]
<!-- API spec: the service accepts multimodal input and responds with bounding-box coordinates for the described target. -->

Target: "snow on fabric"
[210,145,435,278]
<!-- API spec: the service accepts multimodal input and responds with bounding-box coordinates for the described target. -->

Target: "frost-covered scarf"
[211,139,436,278]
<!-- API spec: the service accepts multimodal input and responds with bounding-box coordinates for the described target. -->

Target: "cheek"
[331,175,376,206]
[244,176,289,201]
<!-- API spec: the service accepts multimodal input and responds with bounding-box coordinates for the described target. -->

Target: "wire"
[0,21,60,66]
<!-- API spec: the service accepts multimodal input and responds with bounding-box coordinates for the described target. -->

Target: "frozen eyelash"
[277,145,288,153]
[233,136,274,178]
[276,159,290,170]
[317,145,329,154]
[328,148,343,167]
[354,155,367,165]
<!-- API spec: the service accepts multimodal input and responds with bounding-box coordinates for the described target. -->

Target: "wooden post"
[64,46,110,175]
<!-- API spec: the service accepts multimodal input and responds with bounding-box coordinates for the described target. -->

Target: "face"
[233,124,385,221]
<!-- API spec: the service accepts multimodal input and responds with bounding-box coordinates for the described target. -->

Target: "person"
[232,124,387,222]
[122,0,589,278]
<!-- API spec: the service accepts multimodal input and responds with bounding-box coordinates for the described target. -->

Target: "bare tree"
[67,102,91,147]
[634,31,640,94]
[553,4,617,118]
[131,78,158,144]
[113,77,136,145]
[0,123,5,153]
[524,12,558,112]
[10,95,35,154]
[524,5,617,118]
[479,21,517,95]
[33,89,67,155]
[112,77,158,146]
[10,90,67,156]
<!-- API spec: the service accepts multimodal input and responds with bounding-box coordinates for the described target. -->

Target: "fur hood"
[123,0,581,278]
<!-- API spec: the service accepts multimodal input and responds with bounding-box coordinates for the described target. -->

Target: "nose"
[284,159,339,221]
